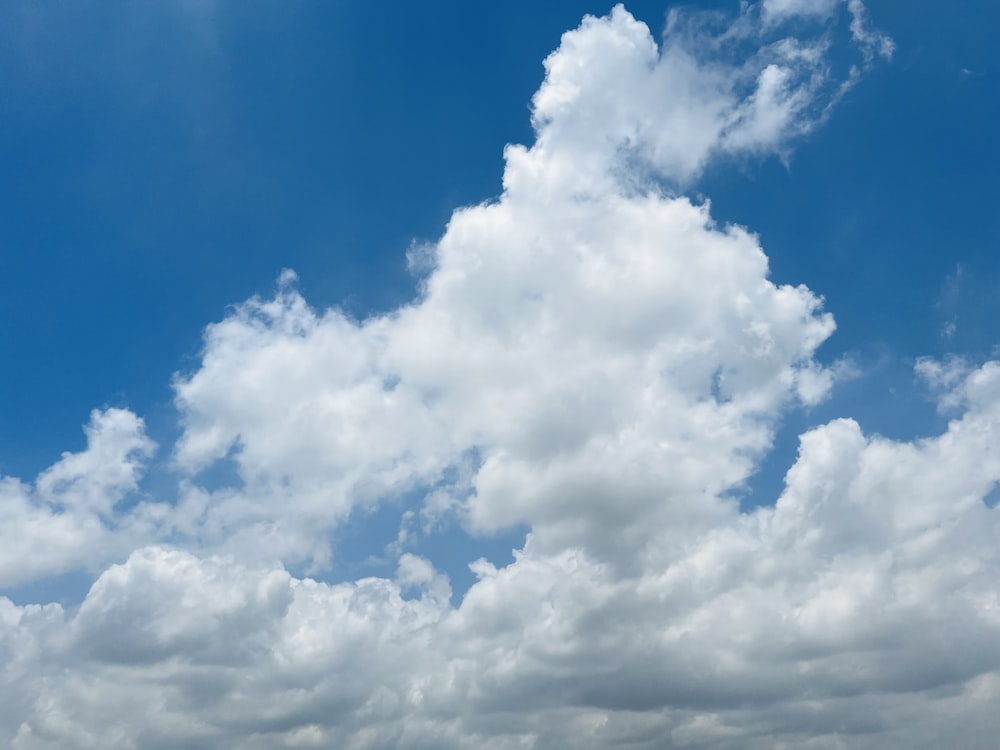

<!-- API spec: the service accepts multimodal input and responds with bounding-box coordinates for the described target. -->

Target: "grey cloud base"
[2,4,999,749]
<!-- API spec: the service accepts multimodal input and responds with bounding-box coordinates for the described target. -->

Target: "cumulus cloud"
[168,1,862,570]
[3,2,999,749]
[0,408,156,587]
[526,2,869,186]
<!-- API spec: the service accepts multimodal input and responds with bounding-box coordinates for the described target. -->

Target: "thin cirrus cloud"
[2,3,999,749]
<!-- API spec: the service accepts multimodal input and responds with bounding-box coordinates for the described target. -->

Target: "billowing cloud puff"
[0,408,156,587]
[169,3,846,569]
[2,3,998,749]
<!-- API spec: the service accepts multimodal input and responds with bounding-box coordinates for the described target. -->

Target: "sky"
[1,0,999,748]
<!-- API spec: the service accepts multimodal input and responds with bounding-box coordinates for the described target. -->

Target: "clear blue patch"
[984,483,1000,510]
[321,497,411,584]
[187,449,245,495]
[2,569,95,611]
[412,522,527,604]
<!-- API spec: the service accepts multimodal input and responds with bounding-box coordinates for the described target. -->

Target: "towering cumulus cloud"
[2,3,998,749]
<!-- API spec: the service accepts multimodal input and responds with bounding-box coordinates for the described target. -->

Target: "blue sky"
[2,2,1000,748]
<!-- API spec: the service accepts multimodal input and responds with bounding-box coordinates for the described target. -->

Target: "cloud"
[8,385,1000,747]
[168,2,858,570]
[5,2,1000,749]
[0,408,156,587]
[762,0,894,61]
[527,2,875,187]
[762,0,841,23]
[847,0,895,61]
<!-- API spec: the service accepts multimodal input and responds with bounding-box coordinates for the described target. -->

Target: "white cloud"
[7,386,1000,747]
[34,408,155,518]
[0,408,156,587]
[525,2,876,188]
[762,0,841,22]
[847,0,895,60]
[168,2,863,570]
[5,3,998,749]
[761,0,893,69]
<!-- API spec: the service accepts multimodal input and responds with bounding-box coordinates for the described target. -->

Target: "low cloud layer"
[2,3,998,748]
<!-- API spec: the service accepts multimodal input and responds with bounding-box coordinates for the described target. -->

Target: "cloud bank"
[3,3,998,749]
